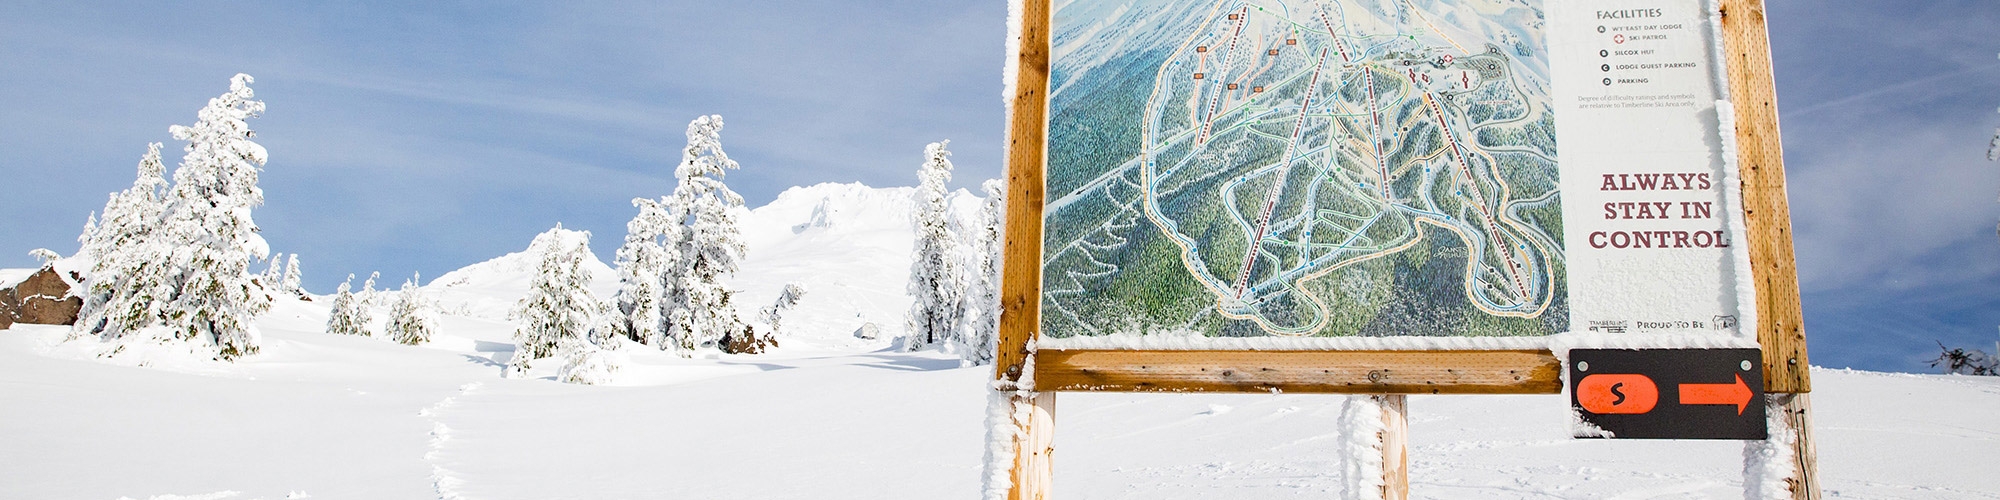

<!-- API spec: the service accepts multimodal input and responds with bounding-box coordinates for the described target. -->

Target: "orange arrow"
[1678,374,1754,415]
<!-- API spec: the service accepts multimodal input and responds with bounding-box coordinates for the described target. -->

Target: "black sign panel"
[1569,348,1766,440]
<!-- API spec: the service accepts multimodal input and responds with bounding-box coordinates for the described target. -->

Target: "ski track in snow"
[422,382,483,500]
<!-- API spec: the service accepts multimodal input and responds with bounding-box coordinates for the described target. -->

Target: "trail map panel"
[1042,0,1750,342]
[1044,0,1565,338]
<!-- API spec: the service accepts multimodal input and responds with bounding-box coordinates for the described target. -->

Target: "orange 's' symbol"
[1577,374,1658,414]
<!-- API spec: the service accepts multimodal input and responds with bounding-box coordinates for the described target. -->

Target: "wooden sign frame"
[992,0,1817,498]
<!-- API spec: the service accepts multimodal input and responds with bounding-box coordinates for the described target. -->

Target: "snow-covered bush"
[384,273,438,346]
[660,115,749,355]
[559,344,621,385]
[904,140,967,352]
[325,274,371,336]
[508,226,611,377]
[1931,341,1997,376]
[70,74,274,361]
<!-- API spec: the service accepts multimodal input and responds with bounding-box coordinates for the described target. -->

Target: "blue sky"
[2,1,1996,373]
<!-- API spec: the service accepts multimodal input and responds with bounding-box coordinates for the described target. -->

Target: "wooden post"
[994,0,1049,388]
[1774,393,1820,500]
[1378,395,1410,500]
[996,0,1052,499]
[1006,392,1057,500]
[1719,1,1819,497]
[1719,0,1810,394]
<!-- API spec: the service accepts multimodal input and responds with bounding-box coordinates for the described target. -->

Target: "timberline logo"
[1587,320,1629,334]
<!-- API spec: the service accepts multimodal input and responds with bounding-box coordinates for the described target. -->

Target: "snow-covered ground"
[3,183,1997,499]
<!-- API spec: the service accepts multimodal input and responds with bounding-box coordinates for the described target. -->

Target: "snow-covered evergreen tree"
[904,140,967,351]
[325,274,370,336]
[281,254,302,296]
[508,226,610,376]
[73,143,171,339]
[261,253,285,290]
[612,196,679,348]
[759,281,808,337]
[384,273,437,346]
[956,179,1006,365]
[357,271,381,330]
[72,74,273,360]
[660,115,748,355]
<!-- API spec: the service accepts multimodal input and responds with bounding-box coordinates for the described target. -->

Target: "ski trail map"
[1043,0,1564,338]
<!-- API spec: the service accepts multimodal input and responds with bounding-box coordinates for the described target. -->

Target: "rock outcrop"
[1,267,81,328]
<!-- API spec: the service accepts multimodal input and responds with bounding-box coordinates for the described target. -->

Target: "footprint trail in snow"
[421,382,482,500]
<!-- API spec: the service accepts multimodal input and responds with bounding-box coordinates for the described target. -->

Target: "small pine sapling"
[508,226,609,377]
[29,248,60,266]
[759,281,808,337]
[384,273,437,346]
[281,254,303,297]
[325,274,371,336]
[261,253,285,290]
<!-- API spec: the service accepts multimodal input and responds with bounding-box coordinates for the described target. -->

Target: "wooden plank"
[995,0,1051,385]
[1006,392,1057,500]
[1034,349,1562,394]
[1719,0,1810,394]
[1378,394,1410,500]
